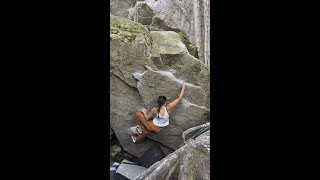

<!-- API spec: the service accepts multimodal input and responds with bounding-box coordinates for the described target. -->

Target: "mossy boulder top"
[110,15,152,45]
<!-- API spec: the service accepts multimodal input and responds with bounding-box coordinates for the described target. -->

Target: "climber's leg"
[135,111,159,132]
[135,129,157,141]
[134,111,145,132]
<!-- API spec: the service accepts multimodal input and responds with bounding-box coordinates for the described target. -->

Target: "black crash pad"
[138,144,166,168]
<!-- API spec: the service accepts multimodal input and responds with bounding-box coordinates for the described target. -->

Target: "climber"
[131,82,186,143]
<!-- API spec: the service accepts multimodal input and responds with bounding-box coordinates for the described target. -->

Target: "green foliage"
[188,44,196,52]
[178,31,185,40]
[187,43,199,58]
[178,31,199,58]
[178,31,189,43]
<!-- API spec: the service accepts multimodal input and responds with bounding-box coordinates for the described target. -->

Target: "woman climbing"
[131,82,186,142]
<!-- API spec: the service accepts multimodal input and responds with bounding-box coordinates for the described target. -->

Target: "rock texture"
[110,128,114,140]
[110,0,211,67]
[110,15,210,157]
[110,0,137,18]
[144,0,195,42]
[135,134,210,180]
[149,31,210,107]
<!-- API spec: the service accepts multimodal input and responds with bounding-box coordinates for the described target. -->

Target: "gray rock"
[150,31,210,108]
[110,15,209,157]
[111,0,196,45]
[135,135,210,180]
[110,144,122,157]
[145,0,196,44]
[134,69,209,149]
[110,15,156,87]
[110,0,137,18]
[127,1,156,25]
[110,128,114,140]
[133,45,210,149]
[110,74,174,157]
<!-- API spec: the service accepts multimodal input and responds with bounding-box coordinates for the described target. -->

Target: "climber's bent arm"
[144,108,157,120]
[167,82,186,111]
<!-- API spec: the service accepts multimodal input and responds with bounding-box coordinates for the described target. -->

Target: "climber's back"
[153,106,169,127]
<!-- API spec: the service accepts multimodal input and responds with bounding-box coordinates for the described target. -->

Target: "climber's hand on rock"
[140,108,147,114]
[182,81,186,89]
[177,81,186,100]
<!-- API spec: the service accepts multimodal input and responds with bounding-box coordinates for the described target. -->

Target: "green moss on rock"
[177,31,199,58]
[110,15,152,45]
[187,43,199,58]
[201,150,210,160]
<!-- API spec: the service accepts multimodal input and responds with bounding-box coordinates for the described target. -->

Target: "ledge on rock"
[150,31,187,55]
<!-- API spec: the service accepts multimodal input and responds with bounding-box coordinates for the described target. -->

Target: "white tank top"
[153,107,169,127]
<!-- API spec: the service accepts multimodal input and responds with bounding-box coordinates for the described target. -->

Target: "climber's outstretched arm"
[167,82,186,112]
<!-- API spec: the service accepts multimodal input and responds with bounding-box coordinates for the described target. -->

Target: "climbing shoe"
[130,126,142,135]
[136,126,143,134]
[131,136,136,143]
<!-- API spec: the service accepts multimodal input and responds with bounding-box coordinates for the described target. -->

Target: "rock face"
[144,0,195,42]
[110,128,114,140]
[110,0,137,18]
[119,0,195,44]
[149,31,210,108]
[110,0,211,67]
[110,15,210,157]
[135,134,210,180]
